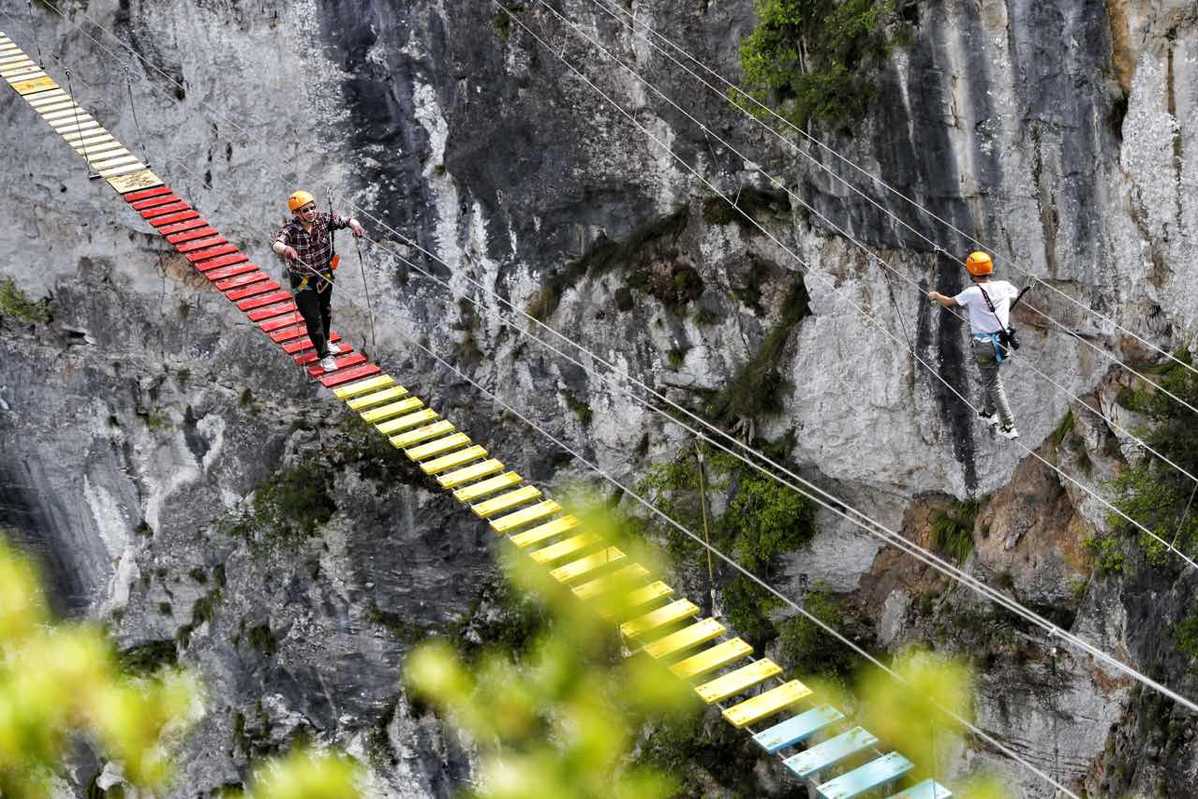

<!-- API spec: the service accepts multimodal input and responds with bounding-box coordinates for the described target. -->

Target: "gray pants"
[971,338,1015,428]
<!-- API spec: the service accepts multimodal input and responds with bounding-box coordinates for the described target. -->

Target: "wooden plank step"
[471,485,541,518]
[347,385,408,411]
[174,233,226,253]
[226,280,281,302]
[149,209,200,228]
[166,225,218,244]
[782,727,877,779]
[385,418,451,446]
[571,563,649,600]
[307,352,367,377]
[282,332,342,354]
[319,362,381,388]
[195,253,249,273]
[622,581,674,612]
[753,705,845,754]
[886,779,952,799]
[295,346,356,367]
[695,659,782,704]
[620,599,699,639]
[670,638,753,681]
[237,290,292,312]
[360,397,423,423]
[405,432,471,461]
[454,471,521,503]
[186,242,240,263]
[131,193,182,211]
[212,270,266,290]
[437,458,504,489]
[140,200,190,219]
[529,532,600,565]
[258,312,304,333]
[421,445,487,476]
[509,514,578,549]
[158,217,208,236]
[723,680,813,729]
[122,185,173,203]
[12,76,58,95]
[246,301,297,322]
[643,618,725,660]
[491,500,562,534]
[816,753,913,799]
[207,262,259,282]
[334,374,396,400]
[550,546,625,583]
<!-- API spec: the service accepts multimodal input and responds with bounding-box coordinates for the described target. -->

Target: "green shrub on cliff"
[737,0,897,131]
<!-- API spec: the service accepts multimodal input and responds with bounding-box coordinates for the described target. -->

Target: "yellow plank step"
[346,385,408,411]
[643,618,725,660]
[550,547,625,583]
[670,638,754,681]
[335,374,396,400]
[13,76,59,95]
[571,563,650,600]
[360,396,423,423]
[100,163,148,178]
[422,445,487,476]
[722,680,812,729]
[490,500,561,534]
[471,485,542,519]
[437,459,505,489]
[107,169,162,194]
[620,599,700,639]
[529,532,600,565]
[509,514,578,549]
[405,432,470,461]
[623,581,675,612]
[453,471,522,503]
[377,410,441,437]
[695,659,783,704]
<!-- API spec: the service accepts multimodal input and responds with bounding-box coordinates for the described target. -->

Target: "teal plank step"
[753,705,845,754]
[784,727,878,779]
[817,752,913,799]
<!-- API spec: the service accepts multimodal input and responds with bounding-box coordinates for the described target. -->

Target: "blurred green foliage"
[0,278,51,325]
[929,499,979,564]
[0,534,361,799]
[405,500,695,799]
[1108,351,1198,566]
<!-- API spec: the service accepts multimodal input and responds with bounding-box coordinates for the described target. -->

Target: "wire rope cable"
[488,1,1198,575]
[401,326,1083,799]
[581,0,1198,385]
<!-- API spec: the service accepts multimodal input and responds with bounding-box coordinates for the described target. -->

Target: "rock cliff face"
[1,0,1197,796]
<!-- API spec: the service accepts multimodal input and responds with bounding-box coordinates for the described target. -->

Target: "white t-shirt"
[953,280,1019,334]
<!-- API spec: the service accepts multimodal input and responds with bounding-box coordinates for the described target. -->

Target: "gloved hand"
[349,219,366,238]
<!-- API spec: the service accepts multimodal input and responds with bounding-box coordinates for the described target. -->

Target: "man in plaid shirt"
[272,190,366,371]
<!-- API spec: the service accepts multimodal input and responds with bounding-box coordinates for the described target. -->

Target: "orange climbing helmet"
[288,190,315,214]
[964,251,993,277]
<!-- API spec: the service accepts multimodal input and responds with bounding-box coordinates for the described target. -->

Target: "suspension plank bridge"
[0,30,952,799]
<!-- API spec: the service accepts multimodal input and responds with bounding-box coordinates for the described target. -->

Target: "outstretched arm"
[926,291,957,308]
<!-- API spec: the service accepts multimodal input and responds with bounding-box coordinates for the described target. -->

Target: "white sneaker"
[978,411,999,427]
[998,425,1020,440]
[320,355,337,372]
[327,341,342,355]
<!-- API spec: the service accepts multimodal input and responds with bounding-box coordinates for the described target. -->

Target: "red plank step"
[247,301,297,322]
[294,341,354,365]
[236,290,292,312]
[123,185,174,203]
[281,331,342,353]
[319,362,381,388]
[226,280,280,302]
[194,253,249,273]
[175,235,227,254]
[269,323,309,343]
[150,210,201,228]
[159,218,208,236]
[212,270,267,290]
[166,225,218,245]
[131,194,180,211]
[141,201,191,220]
[258,312,304,333]
[185,243,240,263]
[306,352,366,377]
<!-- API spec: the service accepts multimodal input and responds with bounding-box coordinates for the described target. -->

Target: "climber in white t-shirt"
[927,252,1021,440]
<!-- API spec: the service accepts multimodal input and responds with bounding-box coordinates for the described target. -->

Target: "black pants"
[295,286,333,358]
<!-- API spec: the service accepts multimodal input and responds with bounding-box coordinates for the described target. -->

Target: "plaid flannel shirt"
[274,211,350,291]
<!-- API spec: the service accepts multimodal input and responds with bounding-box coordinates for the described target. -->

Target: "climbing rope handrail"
[580,0,1198,387]
[488,1,1198,577]
[404,331,1083,799]
[361,217,1198,722]
[533,0,1198,490]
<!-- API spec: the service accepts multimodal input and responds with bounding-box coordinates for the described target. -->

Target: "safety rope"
[124,65,150,166]
[505,1,1198,568]
[694,438,717,617]
[583,0,1198,388]
[62,67,97,180]
[362,217,1198,719]
[398,320,1083,799]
